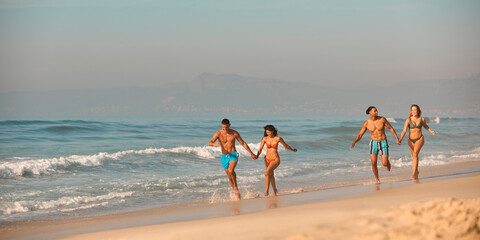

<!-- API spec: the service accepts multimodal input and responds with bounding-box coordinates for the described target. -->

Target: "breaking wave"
[1,191,133,215]
[0,144,262,178]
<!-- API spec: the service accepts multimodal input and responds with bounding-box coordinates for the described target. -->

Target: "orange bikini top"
[266,142,278,149]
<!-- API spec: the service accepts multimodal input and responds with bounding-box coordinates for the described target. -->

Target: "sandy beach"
[1,161,478,240]
[61,176,480,240]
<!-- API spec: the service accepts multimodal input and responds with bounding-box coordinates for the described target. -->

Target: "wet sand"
[1,161,480,240]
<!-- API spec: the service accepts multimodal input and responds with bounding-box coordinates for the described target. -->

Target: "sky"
[0,0,479,92]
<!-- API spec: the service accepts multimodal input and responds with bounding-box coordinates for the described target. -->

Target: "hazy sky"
[1,0,479,92]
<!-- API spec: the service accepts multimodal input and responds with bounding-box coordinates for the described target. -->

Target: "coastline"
[1,160,479,240]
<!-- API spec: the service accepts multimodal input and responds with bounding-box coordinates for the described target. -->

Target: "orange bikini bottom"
[265,156,280,163]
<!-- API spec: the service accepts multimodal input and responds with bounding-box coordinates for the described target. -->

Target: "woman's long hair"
[264,125,277,137]
[409,104,422,118]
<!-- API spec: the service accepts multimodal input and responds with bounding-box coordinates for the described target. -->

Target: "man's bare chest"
[219,133,235,143]
[367,121,384,131]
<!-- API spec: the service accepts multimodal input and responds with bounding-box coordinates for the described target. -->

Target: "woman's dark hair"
[366,106,376,115]
[264,125,277,137]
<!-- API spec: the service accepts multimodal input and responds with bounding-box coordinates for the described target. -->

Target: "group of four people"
[209,104,435,200]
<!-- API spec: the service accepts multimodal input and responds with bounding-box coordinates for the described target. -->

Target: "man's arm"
[384,118,400,145]
[235,132,257,159]
[208,131,220,146]
[351,121,368,148]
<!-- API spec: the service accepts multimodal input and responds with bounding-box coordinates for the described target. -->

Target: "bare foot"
[264,191,269,197]
[234,190,241,200]
[272,188,277,196]
[386,161,391,171]
[376,178,381,184]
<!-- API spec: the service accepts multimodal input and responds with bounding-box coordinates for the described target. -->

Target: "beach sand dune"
[61,174,480,240]
[287,198,480,240]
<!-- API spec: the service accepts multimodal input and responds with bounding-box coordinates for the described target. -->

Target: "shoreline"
[62,175,480,240]
[1,160,480,240]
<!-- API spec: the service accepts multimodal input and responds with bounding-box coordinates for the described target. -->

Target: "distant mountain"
[160,73,331,114]
[154,73,480,116]
[0,73,479,119]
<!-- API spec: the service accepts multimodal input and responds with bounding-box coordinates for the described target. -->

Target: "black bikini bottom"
[409,135,424,144]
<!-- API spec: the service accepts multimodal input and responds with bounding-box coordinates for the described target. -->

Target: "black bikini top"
[409,117,422,129]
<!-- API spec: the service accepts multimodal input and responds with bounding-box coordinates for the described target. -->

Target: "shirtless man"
[351,106,400,183]
[209,119,257,199]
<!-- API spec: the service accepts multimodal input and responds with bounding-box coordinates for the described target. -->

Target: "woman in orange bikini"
[399,104,436,180]
[256,125,297,196]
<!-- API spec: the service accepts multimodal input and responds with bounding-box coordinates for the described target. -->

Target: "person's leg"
[380,140,391,171]
[380,155,391,171]
[265,160,280,196]
[225,169,234,188]
[263,158,271,196]
[370,154,380,183]
[226,160,240,199]
[411,137,424,179]
[264,160,270,196]
[369,140,380,183]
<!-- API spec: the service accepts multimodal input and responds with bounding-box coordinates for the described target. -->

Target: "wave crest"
[1,191,133,215]
[0,144,262,178]
[425,117,440,124]
[386,118,397,123]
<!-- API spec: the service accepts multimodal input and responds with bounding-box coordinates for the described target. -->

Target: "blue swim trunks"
[221,151,239,170]
[369,140,389,156]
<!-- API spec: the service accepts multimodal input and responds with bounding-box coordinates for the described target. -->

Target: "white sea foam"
[0,144,261,178]
[208,189,231,203]
[386,118,397,123]
[1,202,29,215]
[473,146,480,153]
[1,191,133,215]
[425,117,440,124]
[450,151,480,161]
[390,154,449,168]
[390,148,480,168]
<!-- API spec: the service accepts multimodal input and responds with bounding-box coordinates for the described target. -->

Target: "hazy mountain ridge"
[0,73,478,119]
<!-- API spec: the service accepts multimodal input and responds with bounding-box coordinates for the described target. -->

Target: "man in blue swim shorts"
[209,119,257,199]
[369,139,389,156]
[351,106,400,183]
[221,151,239,170]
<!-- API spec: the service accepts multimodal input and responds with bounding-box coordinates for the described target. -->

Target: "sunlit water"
[1,116,479,221]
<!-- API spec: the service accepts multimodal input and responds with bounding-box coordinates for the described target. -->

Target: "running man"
[209,119,257,199]
[351,106,400,183]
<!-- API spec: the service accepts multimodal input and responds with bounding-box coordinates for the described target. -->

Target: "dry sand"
[59,174,480,240]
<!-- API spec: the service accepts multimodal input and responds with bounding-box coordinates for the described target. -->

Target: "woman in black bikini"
[256,125,297,196]
[399,104,436,180]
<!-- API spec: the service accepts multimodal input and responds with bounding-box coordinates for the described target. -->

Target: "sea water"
[1,116,480,222]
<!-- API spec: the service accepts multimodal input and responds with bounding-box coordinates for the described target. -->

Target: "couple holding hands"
[209,119,297,199]
[351,104,436,183]
[210,104,435,199]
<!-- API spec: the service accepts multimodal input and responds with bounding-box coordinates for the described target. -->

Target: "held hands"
[251,153,258,160]
[397,139,401,145]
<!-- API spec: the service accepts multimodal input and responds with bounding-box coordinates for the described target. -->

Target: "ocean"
[1,116,480,222]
